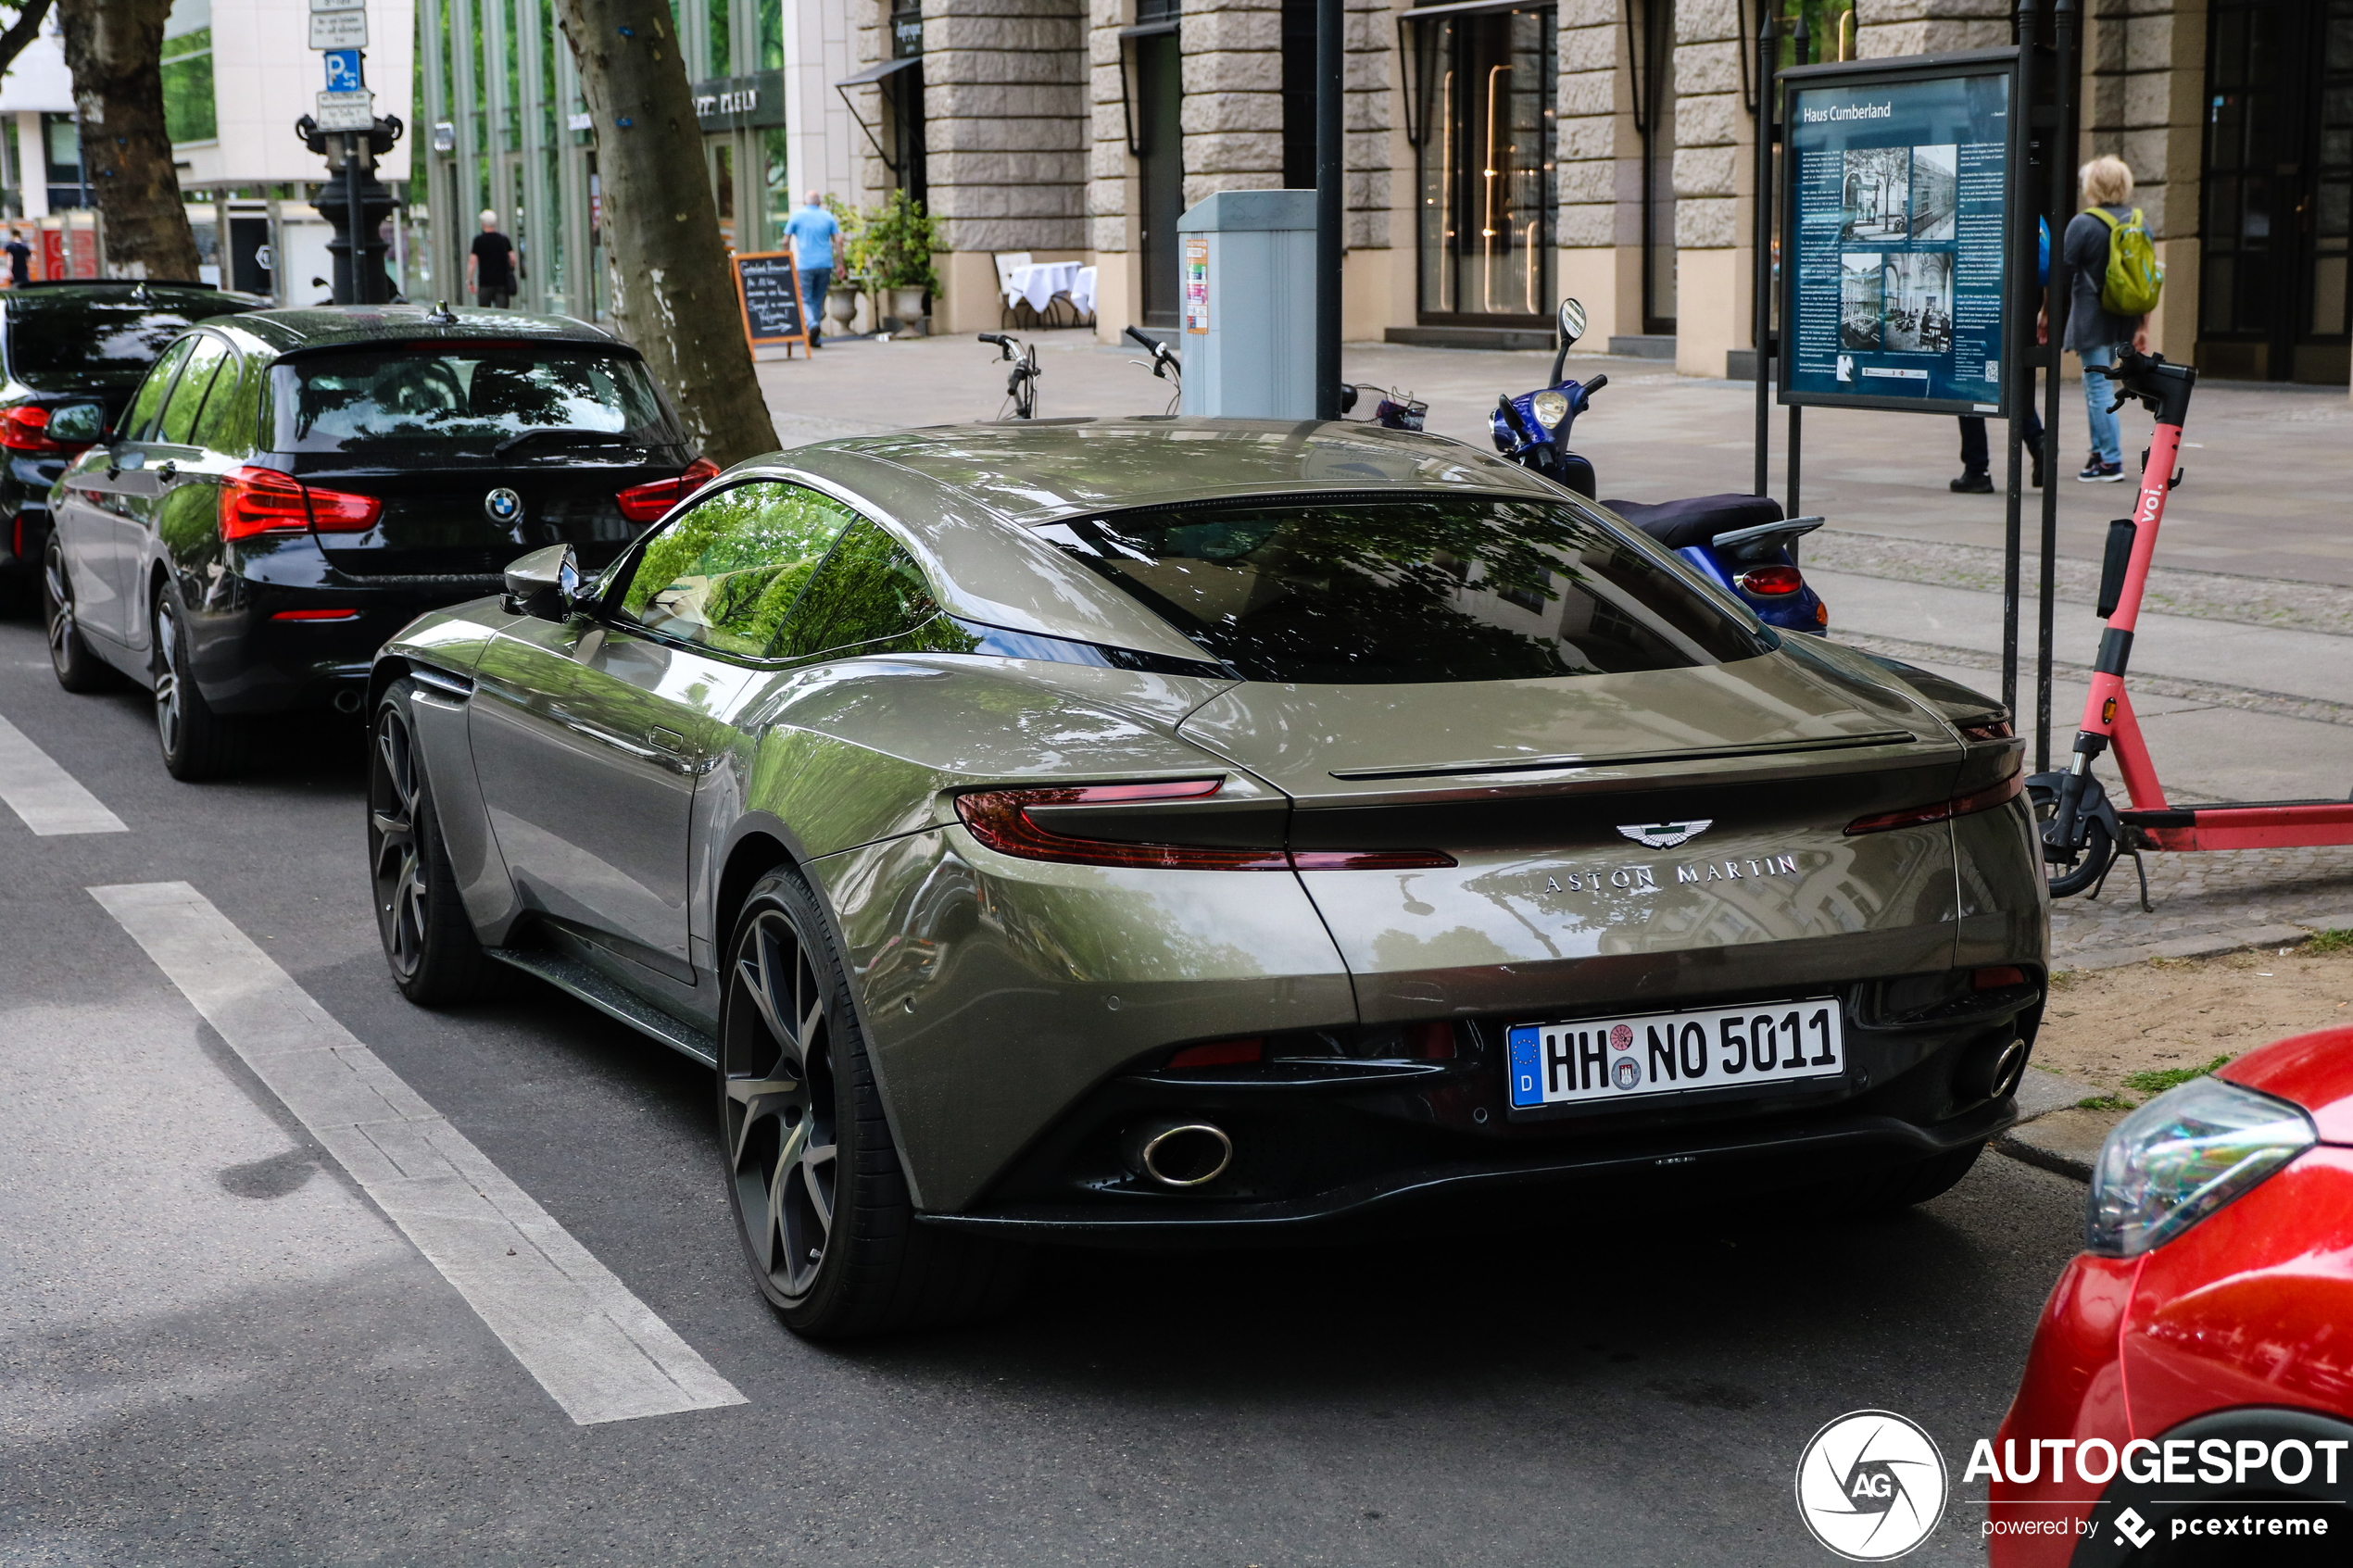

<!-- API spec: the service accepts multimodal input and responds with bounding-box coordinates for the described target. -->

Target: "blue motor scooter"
[1490,300,1830,635]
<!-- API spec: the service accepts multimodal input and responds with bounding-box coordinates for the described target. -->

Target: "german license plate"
[1505,999,1844,1111]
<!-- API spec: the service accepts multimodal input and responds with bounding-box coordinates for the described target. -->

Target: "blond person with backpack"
[2045,156,2160,482]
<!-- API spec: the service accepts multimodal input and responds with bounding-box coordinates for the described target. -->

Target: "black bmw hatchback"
[44,305,717,778]
[0,281,258,602]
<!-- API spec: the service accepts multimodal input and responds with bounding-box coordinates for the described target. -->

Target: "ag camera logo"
[1795,1410,1949,1561]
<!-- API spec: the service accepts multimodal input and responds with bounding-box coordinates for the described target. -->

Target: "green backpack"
[2088,206,2162,317]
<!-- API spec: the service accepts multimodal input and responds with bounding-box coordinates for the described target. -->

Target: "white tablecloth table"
[1003,260,1095,320]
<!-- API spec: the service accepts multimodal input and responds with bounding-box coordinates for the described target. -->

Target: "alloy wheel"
[722,909,839,1301]
[369,701,430,979]
[152,601,184,757]
[42,543,75,672]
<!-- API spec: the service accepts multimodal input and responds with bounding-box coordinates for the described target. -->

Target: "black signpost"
[1751,9,2078,766]
[735,251,812,358]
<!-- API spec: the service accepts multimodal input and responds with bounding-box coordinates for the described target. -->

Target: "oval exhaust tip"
[1137,1123,1233,1188]
[332,687,364,715]
[1991,1037,2029,1099]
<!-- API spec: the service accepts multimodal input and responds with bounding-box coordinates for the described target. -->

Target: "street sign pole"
[301,1,397,304]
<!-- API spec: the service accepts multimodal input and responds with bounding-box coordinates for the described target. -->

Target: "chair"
[992,252,1034,329]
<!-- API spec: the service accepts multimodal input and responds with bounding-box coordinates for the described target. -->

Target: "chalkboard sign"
[734,251,811,356]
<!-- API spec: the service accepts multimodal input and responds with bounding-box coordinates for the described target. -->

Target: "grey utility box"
[1176,189,1317,420]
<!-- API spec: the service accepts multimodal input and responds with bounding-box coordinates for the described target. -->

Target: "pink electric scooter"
[2030,350,2353,899]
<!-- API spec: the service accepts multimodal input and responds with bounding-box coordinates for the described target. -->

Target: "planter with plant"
[858,191,942,334]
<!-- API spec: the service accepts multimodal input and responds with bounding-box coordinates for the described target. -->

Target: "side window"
[618,481,857,658]
[157,335,231,446]
[193,348,255,453]
[121,336,195,443]
[774,520,973,661]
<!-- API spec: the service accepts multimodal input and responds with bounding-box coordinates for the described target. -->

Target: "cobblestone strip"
[1810,529,2353,637]
[1832,628,2353,730]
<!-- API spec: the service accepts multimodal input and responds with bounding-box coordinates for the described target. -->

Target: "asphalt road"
[0,609,2094,1567]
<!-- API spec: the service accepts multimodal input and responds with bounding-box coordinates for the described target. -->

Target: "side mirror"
[45,401,107,447]
[1556,298,1588,349]
[503,543,591,621]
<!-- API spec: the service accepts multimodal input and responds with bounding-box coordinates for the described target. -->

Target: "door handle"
[648,725,687,754]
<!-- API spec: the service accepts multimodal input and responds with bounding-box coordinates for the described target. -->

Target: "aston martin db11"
[369,418,2047,1336]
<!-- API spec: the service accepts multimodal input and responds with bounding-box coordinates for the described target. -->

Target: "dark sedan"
[0,281,258,601]
[44,304,717,778]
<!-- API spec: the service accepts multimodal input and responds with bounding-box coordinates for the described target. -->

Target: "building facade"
[812,0,2348,384]
[381,0,2348,385]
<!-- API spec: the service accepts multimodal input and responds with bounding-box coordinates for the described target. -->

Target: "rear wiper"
[492,428,644,458]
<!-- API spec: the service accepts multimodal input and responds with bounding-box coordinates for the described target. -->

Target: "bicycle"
[2032,348,2353,905]
[978,332,1039,420]
[1122,324,1179,414]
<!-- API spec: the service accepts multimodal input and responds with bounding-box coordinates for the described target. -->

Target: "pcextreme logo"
[1795,1410,1949,1561]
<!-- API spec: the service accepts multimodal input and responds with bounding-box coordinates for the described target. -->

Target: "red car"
[1987,1026,2353,1565]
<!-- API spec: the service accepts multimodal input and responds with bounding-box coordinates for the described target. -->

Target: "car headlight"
[2086,1076,2315,1258]
[1530,389,1571,429]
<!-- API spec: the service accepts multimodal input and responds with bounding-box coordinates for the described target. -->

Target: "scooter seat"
[1604,493,1785,552]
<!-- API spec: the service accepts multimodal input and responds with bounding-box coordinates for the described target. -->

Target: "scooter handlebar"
[1582,373,1608,397]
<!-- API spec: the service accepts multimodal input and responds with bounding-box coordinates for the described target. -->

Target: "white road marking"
[90,880,749,1426]
[0,715,126,834]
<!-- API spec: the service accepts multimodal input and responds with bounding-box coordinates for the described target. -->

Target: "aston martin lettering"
[1540,853,1802,893]
[1617,819,1712,849]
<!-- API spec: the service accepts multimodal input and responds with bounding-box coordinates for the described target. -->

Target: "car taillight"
[1971,966,2027,990]
[1736,564,1804,596]
[0,406,63,453]
[1845,768,2025,835]
[220,466,383,540]
[952,780,1457,871]
[615,456,721,522]
[271,608,361,621]
[305,483,384,533]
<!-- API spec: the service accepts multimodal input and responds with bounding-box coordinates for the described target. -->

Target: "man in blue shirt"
[782,193,842,347]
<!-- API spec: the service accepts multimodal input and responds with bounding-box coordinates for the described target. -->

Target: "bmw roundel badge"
[484,486,524,525]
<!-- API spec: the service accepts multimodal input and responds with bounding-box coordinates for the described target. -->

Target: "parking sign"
[321,48,363,92]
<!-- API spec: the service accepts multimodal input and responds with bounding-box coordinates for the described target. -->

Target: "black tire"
[151,592,245,779]
[370,678,497,1006]
[42,536,114,693]
[2026,778,2118,898]
[718,869,1026,1338]
[1842,1140,1986,1214]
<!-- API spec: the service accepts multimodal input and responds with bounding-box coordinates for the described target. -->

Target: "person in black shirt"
[4,228,29,287]
[467,210,516,307]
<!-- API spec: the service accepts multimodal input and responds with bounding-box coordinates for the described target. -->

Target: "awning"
[1401,0,1552,20]
[1117,19,1176,37]
[835,56,921,88]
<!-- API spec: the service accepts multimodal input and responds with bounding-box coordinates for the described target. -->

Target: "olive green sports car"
[370,419,2046,1338]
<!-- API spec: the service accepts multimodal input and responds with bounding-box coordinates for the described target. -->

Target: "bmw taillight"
[616,456,721,522]
[1736,564,1804,596]
[952,779,1456,871]
[220,466,384,541]
[0,406,63,453]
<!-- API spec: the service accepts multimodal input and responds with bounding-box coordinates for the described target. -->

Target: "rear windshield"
[269,346,680,455]
[1034,496,1768,684]
[6,300,249,389]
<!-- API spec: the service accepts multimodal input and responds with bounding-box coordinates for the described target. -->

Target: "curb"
[2056,915,2353,976]
[1993,1068,2119,1184]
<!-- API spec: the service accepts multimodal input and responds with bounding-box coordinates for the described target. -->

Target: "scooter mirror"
[1556,298,1587,348]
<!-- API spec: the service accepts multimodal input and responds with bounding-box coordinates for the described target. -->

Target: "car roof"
[783,417,1561,529]
[215,304,623,358]
[752,418,1581,663]
[2,282,262,317]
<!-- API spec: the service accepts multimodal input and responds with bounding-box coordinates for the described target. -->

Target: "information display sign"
[1778,51,2021,417]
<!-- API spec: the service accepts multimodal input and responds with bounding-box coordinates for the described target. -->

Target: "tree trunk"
[553,0,775,465]
[57,0,199,282]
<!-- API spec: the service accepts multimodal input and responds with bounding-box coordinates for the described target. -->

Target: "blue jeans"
[2079,344,2123,467]
[799,268,831,341]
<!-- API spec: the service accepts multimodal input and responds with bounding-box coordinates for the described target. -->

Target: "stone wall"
[2081,0,2203,353]
[1854,0,2010,58]
[923,0,1091,254]
[1669,0,1749,372]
